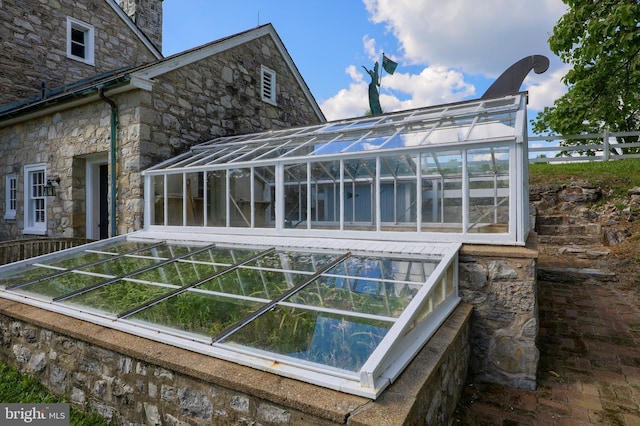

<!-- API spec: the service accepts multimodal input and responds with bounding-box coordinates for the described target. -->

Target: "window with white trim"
[23,165,47,235]
[66,17,95,65]
[4,174,17,220]
[261,65,276,105]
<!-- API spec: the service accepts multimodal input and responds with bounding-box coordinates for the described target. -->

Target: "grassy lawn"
[0,360,108,425]
[530,157,640,198]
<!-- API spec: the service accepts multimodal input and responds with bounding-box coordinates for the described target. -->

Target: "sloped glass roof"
[145,95,525,172]
[0,234,460,398]
[143,94,530,246]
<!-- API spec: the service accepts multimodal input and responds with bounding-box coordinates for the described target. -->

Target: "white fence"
[529,131,640,163]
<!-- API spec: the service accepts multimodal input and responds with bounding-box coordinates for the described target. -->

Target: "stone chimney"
[119,0,163,52]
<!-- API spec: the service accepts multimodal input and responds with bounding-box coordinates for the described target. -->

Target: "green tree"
[532,0,640,152]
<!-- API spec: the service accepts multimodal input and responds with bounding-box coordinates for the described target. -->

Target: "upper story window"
[23,164,47,235]
[67,17,95,65]
[4,174,17,220]
[260,65,277,105]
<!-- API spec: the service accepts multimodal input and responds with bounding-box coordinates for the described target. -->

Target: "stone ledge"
[0,297,473,425]
[461,233,538,259]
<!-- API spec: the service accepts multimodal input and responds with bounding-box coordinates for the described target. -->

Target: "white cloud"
[321,0,569,120]
[321,64,476,121]
[362,0,566,76]
[525,65,569,111]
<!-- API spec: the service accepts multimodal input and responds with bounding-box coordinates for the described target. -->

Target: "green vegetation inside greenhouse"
[0,238,450,377]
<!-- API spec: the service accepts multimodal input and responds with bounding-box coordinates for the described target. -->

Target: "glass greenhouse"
[0,94,531,398]
[144,94,530,245]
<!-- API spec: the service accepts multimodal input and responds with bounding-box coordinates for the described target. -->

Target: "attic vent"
[261,65,276,105]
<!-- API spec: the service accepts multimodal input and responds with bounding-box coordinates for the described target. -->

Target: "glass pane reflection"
[129,292,264,338]
[223,307,391,372]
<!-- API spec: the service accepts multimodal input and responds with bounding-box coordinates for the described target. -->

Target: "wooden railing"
[0,238,92,266]
[529,131,640,163]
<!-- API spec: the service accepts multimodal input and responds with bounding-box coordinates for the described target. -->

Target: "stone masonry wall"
[0,298,472,425]
[143,33,323,165]
[0,0,158,106]
[0,93,129,239]
[458,242,539,390]
[0,32,323,239]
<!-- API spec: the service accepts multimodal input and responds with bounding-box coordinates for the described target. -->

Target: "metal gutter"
[98,88,119,238]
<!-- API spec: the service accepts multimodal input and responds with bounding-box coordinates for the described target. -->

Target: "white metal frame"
[0,232,459,399]
[143,94,530,246]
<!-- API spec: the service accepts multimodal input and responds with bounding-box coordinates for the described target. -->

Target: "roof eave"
[0,76,147,127]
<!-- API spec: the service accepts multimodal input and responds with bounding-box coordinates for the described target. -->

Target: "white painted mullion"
[461,150,469,235]
[375,157,381,232]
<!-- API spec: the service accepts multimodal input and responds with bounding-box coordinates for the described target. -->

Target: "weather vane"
[363,53,398,115]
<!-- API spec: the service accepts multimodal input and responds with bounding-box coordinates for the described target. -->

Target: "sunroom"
[0,94,530,399]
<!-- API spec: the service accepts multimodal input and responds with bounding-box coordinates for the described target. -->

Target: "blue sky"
[163,0,569,122]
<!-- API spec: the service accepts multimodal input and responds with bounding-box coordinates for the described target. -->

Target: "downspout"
[98,88,118,237]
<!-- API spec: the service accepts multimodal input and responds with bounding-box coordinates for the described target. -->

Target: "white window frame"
[4,174,17,220]
[260,65,277,105]
[66,17,95,65]
[23,164,47,235]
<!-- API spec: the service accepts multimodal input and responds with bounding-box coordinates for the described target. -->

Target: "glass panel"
[467,146,510,233]
[380,155,417,226]
[284,164,307,228]
[289,276,420,318]
[128,292,264,338]
[48,251,115,269]
[15,273,107,299]
[63,280,172,315]
[129,258,215,286]
[341,132,396,153]
[152,175,165,225]
[228,168,251,227]
[343,159,375,228]
[421,151,462,232]
[185,172,204,226]
[71,28,85,58]
[223,307,392,372]
[206,170,226,227]
[467,111,517,140]
[329,255,436,282]
[309,161,339,225]
[80,255,161,276]
[254,166,275,228]
[166,174,184,226]
[0,266,62,289]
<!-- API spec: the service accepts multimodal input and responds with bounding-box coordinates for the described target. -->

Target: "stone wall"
[142,33,324,165]
[119,0,163,51]
[0,31,323,239]
[0,298,472,425]
[459,240,539,390]
[0,96,119,239]
[0,0,158,106]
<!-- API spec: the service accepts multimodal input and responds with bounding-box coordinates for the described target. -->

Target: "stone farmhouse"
[0,0,325,241]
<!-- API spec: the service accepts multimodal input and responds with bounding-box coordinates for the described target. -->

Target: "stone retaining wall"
[459,239,539,390]
[0,298,472,425]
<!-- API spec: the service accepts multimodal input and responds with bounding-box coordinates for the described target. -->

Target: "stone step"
[539,245,610,259]
[537,234,603,246]
[536,215,565,226]
[537,266,617,284]
[536,223,602,236]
